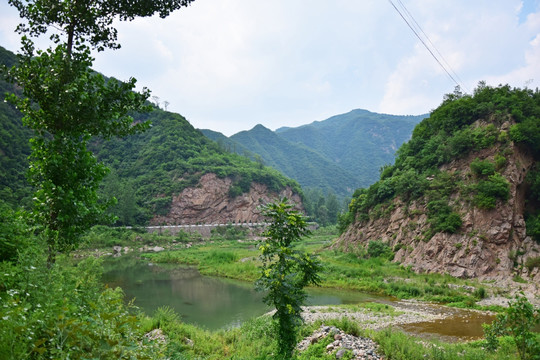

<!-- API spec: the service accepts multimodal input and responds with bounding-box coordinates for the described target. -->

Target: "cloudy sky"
[1,1,539,135]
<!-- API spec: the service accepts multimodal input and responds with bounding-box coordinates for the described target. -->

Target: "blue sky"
[1,0,539,135]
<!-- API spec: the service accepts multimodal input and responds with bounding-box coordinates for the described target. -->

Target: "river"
[102,255,495,341]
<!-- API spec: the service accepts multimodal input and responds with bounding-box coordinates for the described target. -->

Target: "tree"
[256,198,321,359]
[4,0,195,263]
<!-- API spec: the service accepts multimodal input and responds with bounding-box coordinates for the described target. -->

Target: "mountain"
[93,110,302,225]
[0,45,302,225]
[229,124,359,196]
[276,109,427,185]
[0,46,33,208]
[201,110,426,198]
[337,85,540,285]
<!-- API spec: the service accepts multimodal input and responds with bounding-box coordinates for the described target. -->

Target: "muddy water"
[102,256,496,340]
[395,303,495,342]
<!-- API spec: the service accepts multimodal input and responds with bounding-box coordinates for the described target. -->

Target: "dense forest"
[339,84,540,243]
[0,46,32,208]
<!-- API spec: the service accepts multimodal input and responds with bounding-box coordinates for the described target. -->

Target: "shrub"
[0,204,31,262]
[474,173,510,209]
[483,294,540,360]
[494,154,507,170]
[525,256,540,272]
[367,240,393,260]
[470,158,495,177]
[426,199,462,234]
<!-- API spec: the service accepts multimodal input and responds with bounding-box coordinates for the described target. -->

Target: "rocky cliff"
[337,119,540,292]
[150,173,303,225]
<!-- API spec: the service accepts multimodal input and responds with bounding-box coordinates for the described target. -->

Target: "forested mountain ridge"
[0,45,302,225]
[276,109,427,184]
[201,110,427,198]
[93,109,302,225]
[230,124,359,196]
[336,85,540,287]
[0,46,33,208]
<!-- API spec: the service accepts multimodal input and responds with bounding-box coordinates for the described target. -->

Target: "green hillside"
[276,109,427,187]
[229,124,359,197]
[0,46,33,208]
[93,110,301,224]
[202,110,426,200]
[340,84,540,241]
[0,45,300,224]
[200,128,252,156]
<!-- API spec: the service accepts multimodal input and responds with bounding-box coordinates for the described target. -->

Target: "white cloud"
[1,0,539,135]
[378,0,540,116]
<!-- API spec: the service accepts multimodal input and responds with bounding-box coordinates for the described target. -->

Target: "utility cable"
[388,0,466,91]
[395,0,469,92]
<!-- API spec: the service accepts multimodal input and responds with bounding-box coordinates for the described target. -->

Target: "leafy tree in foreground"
[256,198,321,359]
[4,0,195,263]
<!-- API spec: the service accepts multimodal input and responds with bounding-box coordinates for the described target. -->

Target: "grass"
[141,310,524,360]
[141,232,492,307]
[76,226,531,359]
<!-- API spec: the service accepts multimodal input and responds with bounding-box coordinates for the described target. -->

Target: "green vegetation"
[224,124,359,198]
[3,0,202,261]
[255,199,321,358]
[0,231,164,359]
[484,294,540,360]
[0,46,33,209]
[93,109,301,225]
[202,110,426,198]
[145,229,493,307]
[340,84,540,239]
[302,188,345,226]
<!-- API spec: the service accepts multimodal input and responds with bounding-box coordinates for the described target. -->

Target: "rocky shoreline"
[298,325,383,359]
[296,300,495,359]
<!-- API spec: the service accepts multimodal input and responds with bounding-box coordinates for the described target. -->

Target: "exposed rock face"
[337,133,540,291]
[151,173,302,225]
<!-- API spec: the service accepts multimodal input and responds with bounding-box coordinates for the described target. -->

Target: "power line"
[388,0,467,92]
[395,0,468,92]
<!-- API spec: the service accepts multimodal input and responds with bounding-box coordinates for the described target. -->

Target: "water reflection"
[102,255,498,339]
[103,258,271,329]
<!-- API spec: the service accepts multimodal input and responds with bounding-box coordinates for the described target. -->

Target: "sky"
[1,0,540,136]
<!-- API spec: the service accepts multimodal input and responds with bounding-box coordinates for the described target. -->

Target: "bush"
[426,199,462,234]
[0,245,163,359]
[367,240,393,260]
[525,256,540,272]
[0,204,31,262]
[470,158,495,177]
[483,294,540,360]
[474,173,510,209]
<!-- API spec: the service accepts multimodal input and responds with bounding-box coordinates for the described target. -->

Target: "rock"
[150,173,303,225]
[144,329,166,344]
[334,135,540,283]
[152,246,165,252]
[298,325,383,359]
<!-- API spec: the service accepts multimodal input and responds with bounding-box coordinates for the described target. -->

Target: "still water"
[102,255,384,330]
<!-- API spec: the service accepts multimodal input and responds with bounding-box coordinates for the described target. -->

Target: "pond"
[102,255,496,341]
[102,255,385,330]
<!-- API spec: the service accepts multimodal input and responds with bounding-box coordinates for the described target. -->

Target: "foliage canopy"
[4,0,194,261]
[340,84,540,239]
